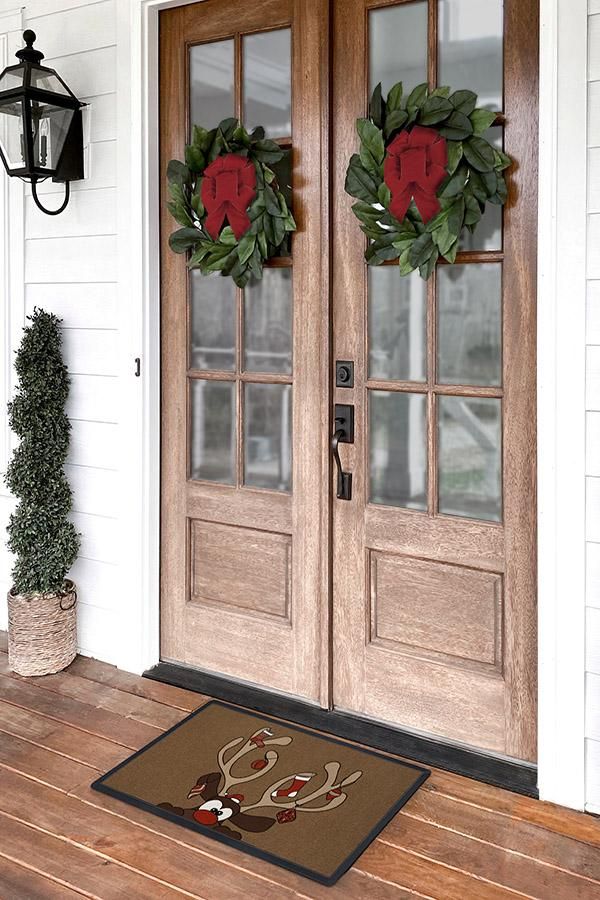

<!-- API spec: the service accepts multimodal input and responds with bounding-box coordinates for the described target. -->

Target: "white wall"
[0,0,122,664]
[586,0,600,815]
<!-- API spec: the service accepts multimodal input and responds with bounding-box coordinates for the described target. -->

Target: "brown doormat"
[92,701,429,885]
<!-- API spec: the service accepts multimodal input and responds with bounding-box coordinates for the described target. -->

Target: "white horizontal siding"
[67,374,119,423]
[0,0,121,659]
[26,283,118,329]
[587,6,600,812]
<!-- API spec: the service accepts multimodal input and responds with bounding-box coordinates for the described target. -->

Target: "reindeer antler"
[217,729,292,794]
[241,761,362,815]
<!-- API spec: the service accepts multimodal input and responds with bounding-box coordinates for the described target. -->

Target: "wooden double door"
[160,0,538,762]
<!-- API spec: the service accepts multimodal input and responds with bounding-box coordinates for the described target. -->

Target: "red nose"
[193,809,218,827]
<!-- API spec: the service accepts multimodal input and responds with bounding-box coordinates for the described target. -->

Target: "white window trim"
[121,0,589,808]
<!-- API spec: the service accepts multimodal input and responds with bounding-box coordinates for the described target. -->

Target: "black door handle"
[331,404,354,501]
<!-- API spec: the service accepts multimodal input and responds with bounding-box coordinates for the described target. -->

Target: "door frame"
[118,0,588,808]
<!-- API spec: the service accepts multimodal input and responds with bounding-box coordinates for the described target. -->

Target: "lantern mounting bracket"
[31,177,70,216]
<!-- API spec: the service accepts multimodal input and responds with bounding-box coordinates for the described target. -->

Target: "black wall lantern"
[0,30,85,215]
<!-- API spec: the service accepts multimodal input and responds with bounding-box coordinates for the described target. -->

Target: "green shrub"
[5,308,80,594]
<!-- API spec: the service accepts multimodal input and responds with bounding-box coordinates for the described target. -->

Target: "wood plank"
[0,654,187,731]
[0,813,190,900]
[356,839,526,900]
[0,731,100,790]
[384,813,600,899]
[0,767,324,900]
[67,654,206,711]
[0,854,88,900]
[0,699,126,772]
[0,673,159,749]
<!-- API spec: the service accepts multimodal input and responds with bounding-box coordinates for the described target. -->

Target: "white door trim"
[536,0,588,809]
[123,0,589,809]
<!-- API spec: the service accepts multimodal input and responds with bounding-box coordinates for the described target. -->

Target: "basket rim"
[8,578,76,602]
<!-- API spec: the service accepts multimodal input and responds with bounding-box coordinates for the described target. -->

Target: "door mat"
[92,700,429,885]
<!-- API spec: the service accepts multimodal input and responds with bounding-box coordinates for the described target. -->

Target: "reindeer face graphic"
[158,726,363,842]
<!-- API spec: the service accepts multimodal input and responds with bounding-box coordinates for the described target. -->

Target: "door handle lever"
[331,404,354,501]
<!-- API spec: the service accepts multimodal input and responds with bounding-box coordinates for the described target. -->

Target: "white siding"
[587,4,600,815]
[0,0,120,665]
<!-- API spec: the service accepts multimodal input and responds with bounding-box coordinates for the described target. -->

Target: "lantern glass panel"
[30,101,74,171]
[29,66,71,96]
[0,99,26,170]
[0,65,25,91]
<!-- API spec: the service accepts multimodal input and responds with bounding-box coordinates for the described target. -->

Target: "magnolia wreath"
[167,117,295,288]
[344,81,511,280]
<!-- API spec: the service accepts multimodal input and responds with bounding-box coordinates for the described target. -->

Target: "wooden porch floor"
[0,634,599,899]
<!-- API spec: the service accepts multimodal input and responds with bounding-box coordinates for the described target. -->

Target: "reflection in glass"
[369,268,426,382]
[437,263,502,386]
[369,391,427,510]
[190,272,236,371]
[438,396,501,521]
[190,380,235,484]
[244,383,292,491]
[189,40,234,130]
[244,29,291,138]
[369,2,428,95]
[244,269,293,374]
[439,0,503,111]
[0,99,25,170]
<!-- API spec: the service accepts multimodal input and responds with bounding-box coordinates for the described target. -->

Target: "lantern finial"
[16,30,44,63]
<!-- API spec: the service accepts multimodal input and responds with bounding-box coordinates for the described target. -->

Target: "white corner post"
[537,0,588,808]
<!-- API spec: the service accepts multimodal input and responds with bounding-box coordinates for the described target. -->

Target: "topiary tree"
[5,308,80,595]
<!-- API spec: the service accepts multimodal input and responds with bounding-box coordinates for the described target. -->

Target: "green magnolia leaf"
[191,193,204,218]
[371,232,401,261]
[219,226,237,246]
[208,131,225,162]
[357,118,385,165]
[463,135,496,172]
[263,166,276,184]
[185,145,205,172]
[249,126,265,143]
[443,239,459,264]
[398,246,414,276]
[369,83,385,129]
[167,201,194,228]
[470,108,497,135]
[192,125,211,151]
[345,155,379,204]
[420,95,453,126]
[450,90,477,115]
[493,148,512,171]
[409,231,435,268]
[218,117,238,141]
[253,140,284,164]
[406,83,428,109]
[169,227,201,254]
[489,175,508,204]
[430,86,451,98]
[464,193,483,226]
[387,81,404,112]
[238,232,256,265]
[248,244,264,278]
[257,230,268,259]
[439,165,468,198]
[384,109,409,138]
[446,141,463,176]
[167,160,191,186]
[439,111,473,140]
[481,170,498,195]
[468,171,488,203]
[233,124,251,146]
[392,231,415,252]
[377,182,391,207]
[419,247,439,280]
[188,242,214,266]
[264,184,283,217]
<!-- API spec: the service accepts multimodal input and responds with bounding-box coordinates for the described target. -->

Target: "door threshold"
[144,661,538,798]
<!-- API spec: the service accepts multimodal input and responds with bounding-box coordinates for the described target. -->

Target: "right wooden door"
[332,0,538,761]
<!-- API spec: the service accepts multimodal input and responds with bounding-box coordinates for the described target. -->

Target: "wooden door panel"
[332,0,538,760]
[160,0,330,701]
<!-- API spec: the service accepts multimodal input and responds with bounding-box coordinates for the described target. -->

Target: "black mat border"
[91,699,430,886]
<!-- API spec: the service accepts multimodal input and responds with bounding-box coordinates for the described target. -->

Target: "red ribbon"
[383,125,448,225]
[201,153,257,241]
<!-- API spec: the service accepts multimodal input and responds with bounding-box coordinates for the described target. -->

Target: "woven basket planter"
[7,580,77,676]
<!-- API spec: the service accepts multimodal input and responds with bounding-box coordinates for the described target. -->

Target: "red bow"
[383,125,448,225]
[201,153,257,240]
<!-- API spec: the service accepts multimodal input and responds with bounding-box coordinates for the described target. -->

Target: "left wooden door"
[159,0,330,701]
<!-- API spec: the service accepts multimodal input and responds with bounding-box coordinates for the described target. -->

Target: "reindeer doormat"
[92,701,429,885]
